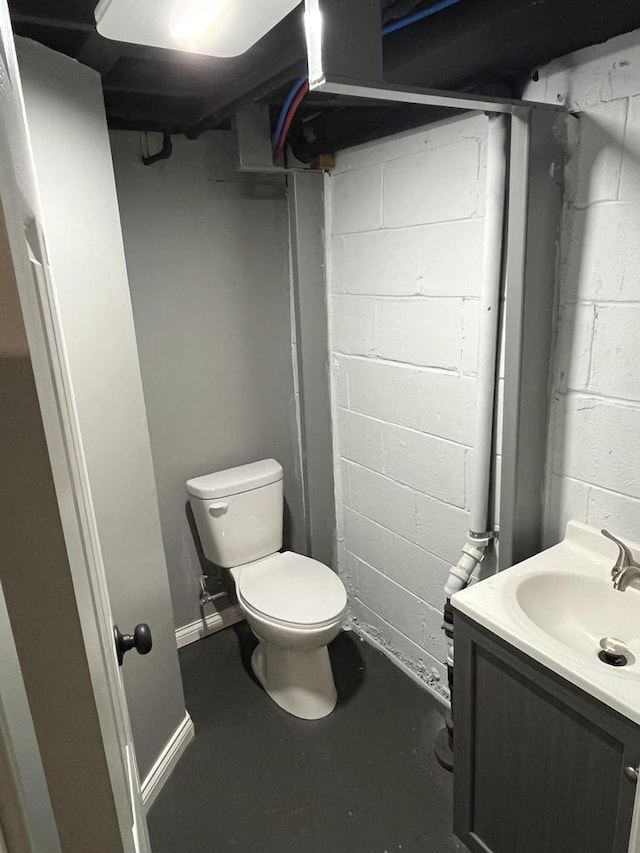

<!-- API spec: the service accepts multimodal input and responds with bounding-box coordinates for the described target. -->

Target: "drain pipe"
[435,113,508,771]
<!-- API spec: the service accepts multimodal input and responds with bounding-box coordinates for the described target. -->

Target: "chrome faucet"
[602,529,640,591]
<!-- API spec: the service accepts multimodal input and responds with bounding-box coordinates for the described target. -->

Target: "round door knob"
[625,766,639,784]
[113,623,153,666]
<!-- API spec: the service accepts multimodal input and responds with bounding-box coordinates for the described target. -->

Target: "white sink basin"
[513,570,640,666]
[452,522,640,723]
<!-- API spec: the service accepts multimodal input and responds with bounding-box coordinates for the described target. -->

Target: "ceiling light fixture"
[94,0,301,58]
[169,0,231,47]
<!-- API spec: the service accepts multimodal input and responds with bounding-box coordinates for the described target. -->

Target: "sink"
[451,521,640,724]
[513,570,640,665]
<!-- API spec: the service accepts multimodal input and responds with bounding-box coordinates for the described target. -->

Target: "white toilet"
[186,459,347,720]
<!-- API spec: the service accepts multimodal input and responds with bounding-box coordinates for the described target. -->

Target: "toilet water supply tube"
[442,114,508,673]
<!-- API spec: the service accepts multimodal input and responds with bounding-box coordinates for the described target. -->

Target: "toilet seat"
[236,551,347,628]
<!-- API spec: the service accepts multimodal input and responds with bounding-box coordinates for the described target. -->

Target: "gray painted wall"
[288,172,336,567]
[109,130,305,629]
[17,39,187,780]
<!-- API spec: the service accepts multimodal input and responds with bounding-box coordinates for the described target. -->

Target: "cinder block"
[573,99,627,206]
[382,422,466,507]
[330,166,383,234]
[340,546,357,594]
[340,218,484,298]
[608,38,640,101]
[330,354,350,408]
[343,507,449,607]
[461,298,479,374]
[333,129,429,175]
[337,458,351,509]
[345,550,360,594]
[333,112,487,174]
[543,474,590,547]
[553,394,640,499]
[419,218,485,297]
[354,558,427,645]
[552,301,595,393]
[350,596,447,683]
[588,485,640,543]
[419,371,476,445]
[337,408,384,473]
[383,136,483,228]
[589,304,640,401]
[329,235,345,293]
[376,298,462,369]
[346,357,423,431]
[344,357,476,443]
[421,602,448,662]
[522,31,640,111]
[330,294,376,356]
[535,48,614,110]
[342,228,422,296]
[562,202,640,302]
[415,491,469,564]
[346,460,419,543]
[335,502,345,544]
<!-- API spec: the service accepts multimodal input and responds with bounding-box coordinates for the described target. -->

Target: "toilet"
[186,459,347,720]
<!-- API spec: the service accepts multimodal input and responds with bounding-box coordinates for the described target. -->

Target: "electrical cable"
[272,0,464,157]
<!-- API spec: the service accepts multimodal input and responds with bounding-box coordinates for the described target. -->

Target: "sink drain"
[598,637,630,667]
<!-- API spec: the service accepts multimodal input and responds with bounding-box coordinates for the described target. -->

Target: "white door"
[0,5,150,852]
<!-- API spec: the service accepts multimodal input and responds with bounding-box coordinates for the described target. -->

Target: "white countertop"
[451,521,640,725]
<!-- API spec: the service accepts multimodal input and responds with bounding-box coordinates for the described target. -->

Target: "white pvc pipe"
[469,114,508,535]
[444,114,508,598]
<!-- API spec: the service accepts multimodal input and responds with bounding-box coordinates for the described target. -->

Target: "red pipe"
[273,80,310,161]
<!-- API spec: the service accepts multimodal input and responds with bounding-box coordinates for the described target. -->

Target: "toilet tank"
[186,459,283,568]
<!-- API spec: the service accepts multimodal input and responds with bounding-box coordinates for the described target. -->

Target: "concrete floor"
[148,624,466,853]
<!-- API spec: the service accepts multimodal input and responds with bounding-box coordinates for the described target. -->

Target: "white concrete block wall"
[523,30,640,547]
[326,114,489,699]
[327,29,640,699]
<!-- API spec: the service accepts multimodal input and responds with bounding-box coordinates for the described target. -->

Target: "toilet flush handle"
[208,502,228,517]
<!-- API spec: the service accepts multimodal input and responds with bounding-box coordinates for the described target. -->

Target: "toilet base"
[251,641,338,720]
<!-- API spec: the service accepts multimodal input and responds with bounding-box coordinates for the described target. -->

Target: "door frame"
[0,4,149,851]
[0,580,62,853]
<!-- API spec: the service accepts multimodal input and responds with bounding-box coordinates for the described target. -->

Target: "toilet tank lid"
[186,459,283,500]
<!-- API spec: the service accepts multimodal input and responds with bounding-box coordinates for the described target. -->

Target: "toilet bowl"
[232,551,347,719]
[186,459,348,720]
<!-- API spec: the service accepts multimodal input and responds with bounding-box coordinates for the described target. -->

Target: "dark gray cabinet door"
[453,614,640,853]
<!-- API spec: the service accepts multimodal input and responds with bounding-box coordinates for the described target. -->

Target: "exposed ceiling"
[9,0,640,158]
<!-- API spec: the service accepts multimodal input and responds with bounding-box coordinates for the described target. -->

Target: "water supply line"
[199,574,228,609]
[272,0,464,159]
[436,113,508,771]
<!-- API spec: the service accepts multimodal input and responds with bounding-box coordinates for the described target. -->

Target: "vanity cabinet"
[453,613,640,853]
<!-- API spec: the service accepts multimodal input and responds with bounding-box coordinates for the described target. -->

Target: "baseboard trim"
[349,626,451,712]
[175,604,244,649]
[141,712,195,812]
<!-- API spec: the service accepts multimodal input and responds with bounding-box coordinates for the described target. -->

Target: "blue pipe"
[272,75,308,150]
[381,0,463,36]
[273,0,463,151]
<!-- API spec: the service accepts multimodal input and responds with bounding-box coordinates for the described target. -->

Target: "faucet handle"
[601,529,636,575]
